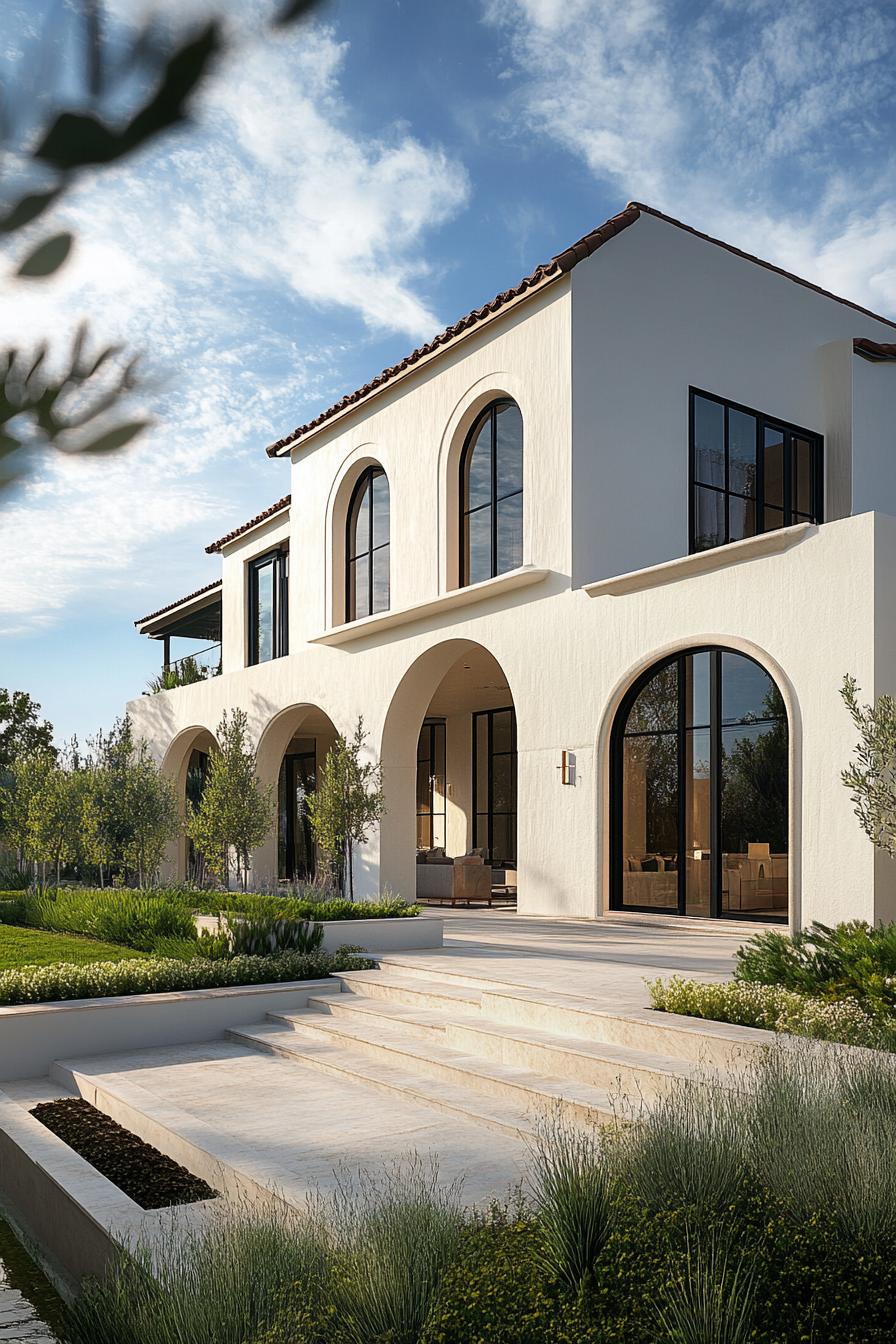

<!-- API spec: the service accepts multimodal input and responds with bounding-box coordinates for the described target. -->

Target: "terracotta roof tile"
[205,494,291,553]
[854,337,896,361]
[267,200,896,458]
[135,579,221,628]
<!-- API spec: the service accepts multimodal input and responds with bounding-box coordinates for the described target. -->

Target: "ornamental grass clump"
[0,886,196,951]
[67,1202,325,1344]
[653,1229,757,1344]
[329,1158,466,1344]
[734,919,896,1016]
[529,1113,613,1292]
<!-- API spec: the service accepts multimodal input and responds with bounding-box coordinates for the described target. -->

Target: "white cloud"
[0,13,469,630]
[484,0,896,316]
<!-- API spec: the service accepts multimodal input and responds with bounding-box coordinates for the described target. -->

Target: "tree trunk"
[346,839,354,901]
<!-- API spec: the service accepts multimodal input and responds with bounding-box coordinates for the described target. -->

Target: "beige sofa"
[416,853,493,905]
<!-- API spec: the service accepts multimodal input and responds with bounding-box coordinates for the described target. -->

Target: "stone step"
[444,1018,725,1100]
[336,969,482,1014]
[373,955,515,994]
[305,994,448,1041]
[243,1011,619,1126]
[226,1022,589,1138]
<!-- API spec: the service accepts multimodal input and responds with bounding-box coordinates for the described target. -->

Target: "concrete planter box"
[0,978,341,1083]
[193,912,443,953]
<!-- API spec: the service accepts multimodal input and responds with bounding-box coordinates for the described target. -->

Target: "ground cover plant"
[0,924,147,970]
[0,946,374,1006]
[62,1043,896,1344]
[0,887,195,951]
[185,889,419,922]
[31,1098,217,1209]
[649,919,896,1050]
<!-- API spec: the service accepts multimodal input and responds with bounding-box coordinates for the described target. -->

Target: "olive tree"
[308,718,386,900]
[841,674,896,857]
[187,709,274,890]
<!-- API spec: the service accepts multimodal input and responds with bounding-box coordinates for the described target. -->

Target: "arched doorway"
[610,647,788,922]
[380,640,517,905]
[254,704,339,888]
[160,725,219,882]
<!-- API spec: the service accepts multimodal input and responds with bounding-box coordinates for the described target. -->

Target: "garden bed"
[0,925,147,971]
[30,1099,217,1210]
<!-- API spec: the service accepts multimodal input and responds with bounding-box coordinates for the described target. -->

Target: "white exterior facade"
[129,206,896,930]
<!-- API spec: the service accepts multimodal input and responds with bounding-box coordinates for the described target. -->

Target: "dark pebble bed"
[30,1098,218,1211]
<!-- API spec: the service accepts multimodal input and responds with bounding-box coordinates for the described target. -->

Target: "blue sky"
[2,0,895,747]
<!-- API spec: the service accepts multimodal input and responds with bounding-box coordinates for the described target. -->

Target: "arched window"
[346,466,390,621]
[460,399,523,586]
[611,648,788,922]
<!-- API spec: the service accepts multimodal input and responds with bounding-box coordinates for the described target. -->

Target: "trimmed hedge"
[186,891,420,922]
[647,975,896,1050]
[0,947,374,1006]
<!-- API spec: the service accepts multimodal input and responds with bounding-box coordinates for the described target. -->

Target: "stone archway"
[160,724,219,882]
[252,703,339,889]
[379,639,517,905]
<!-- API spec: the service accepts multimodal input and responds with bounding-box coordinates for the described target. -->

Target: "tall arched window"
[346,466,390,621]
[611,647,788,922]
[460,399,523,586]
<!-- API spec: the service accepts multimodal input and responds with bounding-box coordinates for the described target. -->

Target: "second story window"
[690,389,822,554]
[346,466,390,621]
[461,399,523,586]
[248,548,288,665]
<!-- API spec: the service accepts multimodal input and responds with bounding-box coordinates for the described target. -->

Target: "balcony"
[135,580,223,691]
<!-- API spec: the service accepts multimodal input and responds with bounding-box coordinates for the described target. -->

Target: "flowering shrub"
[734,920,896,1014]
[0,946,374,1006]
[648,975,896,1051]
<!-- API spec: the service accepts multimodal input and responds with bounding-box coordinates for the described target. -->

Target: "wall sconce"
[559,750,576,785]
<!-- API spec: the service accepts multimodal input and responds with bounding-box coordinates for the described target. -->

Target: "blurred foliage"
[1,0,319,487]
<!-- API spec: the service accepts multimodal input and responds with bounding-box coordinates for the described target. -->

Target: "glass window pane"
[621,733,678,910]
[495,402,523,499]
[350,479,370,558]
[496,492,523,574]
[728,494,757,544]
[372,544,390,614]
[433,722,446,784]
[721,716,788,917]
[763,505,785,533]
[431,814,447,850]
[626,659,678,735]
[465,416,492,510]
[475,813,489,853]
[693,396,725,487]
[350,552,369,620]
[254,561,274,662]
[764,426,785,509]
[465,505,492,585]
[372,470,390,548]
[728,410,756,496]
[492,709,514,754]
[492,754,515,814]
[693,486,725,551]
[684,727,712,916]
[792,437,813,517]
[491,812,516,866]
[685,652,710,728]
[722,653,781,726]
[475,716,489,813]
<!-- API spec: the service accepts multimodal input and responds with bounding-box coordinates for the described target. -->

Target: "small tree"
[308,718,386,900]
[8,749,76,887]
[187,709,273,889]
[841,675,896,857]
[81,717,135,886]
[123,741,180,887]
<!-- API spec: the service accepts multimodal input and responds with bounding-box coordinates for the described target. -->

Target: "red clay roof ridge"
[205,494,291,554]
[854,337,896,361]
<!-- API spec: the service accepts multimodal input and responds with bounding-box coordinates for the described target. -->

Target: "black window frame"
[247,547,289,666]
[459,398,523,587]
[416,718,447,851]
[689,387,823,555]
[609,646,788,923]
[346,465,390,622]
[472,706,517,867]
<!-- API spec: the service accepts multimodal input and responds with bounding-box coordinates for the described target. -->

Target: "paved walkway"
[404,908,747,1011]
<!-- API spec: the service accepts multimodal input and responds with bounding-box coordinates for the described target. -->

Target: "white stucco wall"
[128,212,896,931]
[569,211,896,587]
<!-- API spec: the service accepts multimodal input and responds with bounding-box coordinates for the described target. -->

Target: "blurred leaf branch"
[1,0,319,489]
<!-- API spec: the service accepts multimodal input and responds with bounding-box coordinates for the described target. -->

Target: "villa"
[130,201,896,930]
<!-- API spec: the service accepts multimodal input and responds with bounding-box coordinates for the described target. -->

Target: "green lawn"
[0,925,147,971]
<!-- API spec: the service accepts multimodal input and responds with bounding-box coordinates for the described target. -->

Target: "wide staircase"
[227,957,751,1138]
